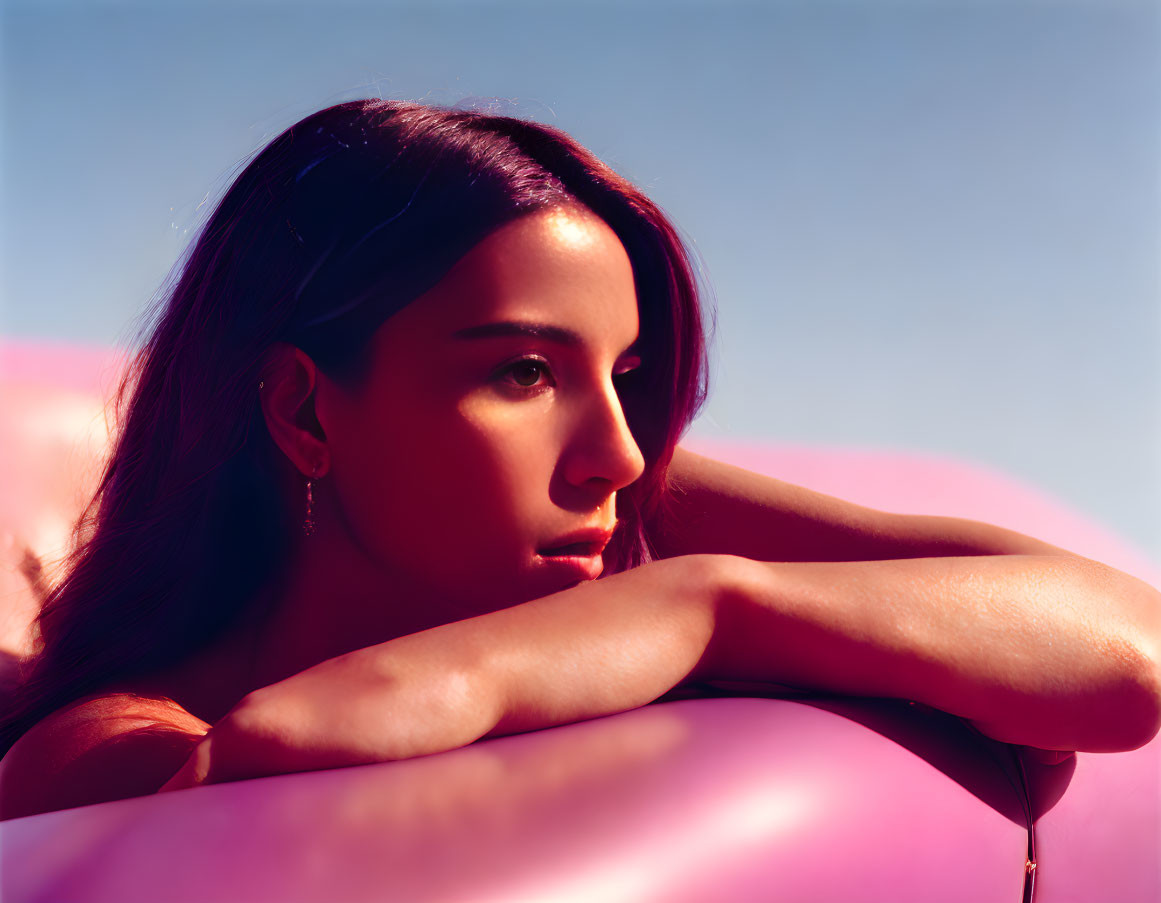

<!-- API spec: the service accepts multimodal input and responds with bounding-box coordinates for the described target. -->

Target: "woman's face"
[316,207,646,616]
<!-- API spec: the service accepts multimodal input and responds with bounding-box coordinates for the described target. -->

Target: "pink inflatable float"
[1,341,1158,903]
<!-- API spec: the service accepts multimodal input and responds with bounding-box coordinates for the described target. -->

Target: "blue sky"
[1,0,1158,561]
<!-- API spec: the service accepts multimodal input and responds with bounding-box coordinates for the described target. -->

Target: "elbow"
[1085,626,1161,753]
[1045,647,1161,755]
[1101,658,1161,753]
[1078,563,1161,752]
[1124,631,1161,751]
[1120,575,1161,750]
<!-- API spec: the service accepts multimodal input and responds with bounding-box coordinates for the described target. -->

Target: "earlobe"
[258,344,331,479]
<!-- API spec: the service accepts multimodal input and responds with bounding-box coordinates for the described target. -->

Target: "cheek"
[329,400,552,571]
[443,403,552,533]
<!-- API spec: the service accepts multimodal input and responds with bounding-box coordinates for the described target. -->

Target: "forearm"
[333,553,724,743]
[706,554,1161,752]
[164,554,729,786]
[469,554,724,736]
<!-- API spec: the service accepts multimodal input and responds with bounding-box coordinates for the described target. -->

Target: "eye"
[614,355,642,378]
[495,356,553,392]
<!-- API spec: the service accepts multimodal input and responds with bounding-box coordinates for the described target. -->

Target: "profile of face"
[312,207,646,616]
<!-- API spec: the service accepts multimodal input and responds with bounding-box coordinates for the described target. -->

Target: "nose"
[561,381,646,493]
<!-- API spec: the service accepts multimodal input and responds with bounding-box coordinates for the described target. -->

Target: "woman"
[1,100,1158,819]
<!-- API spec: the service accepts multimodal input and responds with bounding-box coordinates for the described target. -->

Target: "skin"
[2,206,1160,816]
[251,205,648,691]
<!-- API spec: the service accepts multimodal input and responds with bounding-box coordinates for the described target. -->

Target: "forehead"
[373,207,639,351]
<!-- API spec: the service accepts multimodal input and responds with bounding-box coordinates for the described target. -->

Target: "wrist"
[689,553,766,684]
[478,554,729,737]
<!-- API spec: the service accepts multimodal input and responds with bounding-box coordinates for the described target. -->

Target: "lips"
[536,531,611,585]
[541,541,604,558]
[538,526,615,559]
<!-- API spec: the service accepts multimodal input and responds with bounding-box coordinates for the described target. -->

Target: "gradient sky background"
[2,0,1158,563]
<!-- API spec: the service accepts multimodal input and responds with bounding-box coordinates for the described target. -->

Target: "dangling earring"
[303,471,317,537]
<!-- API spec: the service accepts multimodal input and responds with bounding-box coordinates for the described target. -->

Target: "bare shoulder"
[0,692,210,820]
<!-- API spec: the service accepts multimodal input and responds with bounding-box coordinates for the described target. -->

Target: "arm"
[708,554,1161,753]
[650,446,1078,561]
[162,554,726,788]
[648,448,1161,751]
[165,548,1161,791]
[483,553,1160,753]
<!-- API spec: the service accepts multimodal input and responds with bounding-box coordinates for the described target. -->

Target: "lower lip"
[536,552,605,583]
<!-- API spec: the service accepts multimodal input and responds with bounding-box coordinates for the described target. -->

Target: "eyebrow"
[451,321,640,358]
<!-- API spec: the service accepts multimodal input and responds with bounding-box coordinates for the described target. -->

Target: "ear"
[258,344,331,480]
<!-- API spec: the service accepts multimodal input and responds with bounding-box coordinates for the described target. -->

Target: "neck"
[245,523,475,693]
[131,509,477,721]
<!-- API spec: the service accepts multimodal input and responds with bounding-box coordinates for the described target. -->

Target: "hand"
[159,641,500,790]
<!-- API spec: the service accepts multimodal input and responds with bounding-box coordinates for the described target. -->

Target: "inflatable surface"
[2,341,1159,902]
[4,697,1033,903]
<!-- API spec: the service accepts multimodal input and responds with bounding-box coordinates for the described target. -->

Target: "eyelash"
[494,356,642,395]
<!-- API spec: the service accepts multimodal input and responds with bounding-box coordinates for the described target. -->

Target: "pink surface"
[1,697,1029,903]
[0,342,130,397]
[1028,739,1161,903]
[3,340,1160,902]
[0,343,131,659]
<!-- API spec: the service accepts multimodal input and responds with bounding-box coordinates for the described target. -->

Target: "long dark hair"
[0,100,711,756]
